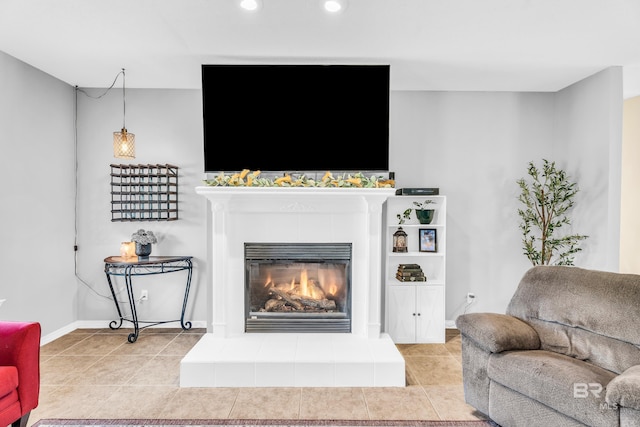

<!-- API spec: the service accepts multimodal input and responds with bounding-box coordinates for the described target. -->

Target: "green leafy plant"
[397,200,435,224]
[397,208,412,224]
[516,159,588,266]
[413,200,435,210]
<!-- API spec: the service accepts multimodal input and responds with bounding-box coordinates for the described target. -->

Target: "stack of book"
[396,264,426,282]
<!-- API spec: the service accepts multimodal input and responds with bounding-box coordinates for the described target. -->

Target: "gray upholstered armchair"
[456,266,640,427]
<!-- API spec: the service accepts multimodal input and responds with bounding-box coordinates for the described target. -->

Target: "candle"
[120,241,136,259]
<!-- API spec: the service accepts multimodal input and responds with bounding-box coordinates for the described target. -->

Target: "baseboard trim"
[41,321,82,346]
[41,320,208,345]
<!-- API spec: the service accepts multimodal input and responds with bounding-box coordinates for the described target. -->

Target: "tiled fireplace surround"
[180,186,405,387]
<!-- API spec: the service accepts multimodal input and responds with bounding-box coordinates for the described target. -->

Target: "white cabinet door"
[416,286,445,343]
[388,285,445,343]
[387,285,417,343]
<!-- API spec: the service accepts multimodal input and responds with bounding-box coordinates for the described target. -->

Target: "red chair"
[0,322,40,427]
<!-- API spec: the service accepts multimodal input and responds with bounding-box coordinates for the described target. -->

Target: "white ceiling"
[2,0,640,94]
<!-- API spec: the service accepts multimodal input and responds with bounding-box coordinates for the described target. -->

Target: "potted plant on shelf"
[131,229,157,258]
[397,200,436,224]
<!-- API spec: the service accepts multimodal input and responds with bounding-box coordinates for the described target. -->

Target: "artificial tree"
[516,159,588,266]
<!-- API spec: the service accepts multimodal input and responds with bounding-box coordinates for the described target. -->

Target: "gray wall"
[555,67,622,273]
[0,51,77,335]
[74,88,208,326]
[389,91,556,317]
[390,67,622,319]
[0,48,623,335]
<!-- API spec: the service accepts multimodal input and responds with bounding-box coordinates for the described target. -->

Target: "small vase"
[415,209,434,224]
[135,243,152,258]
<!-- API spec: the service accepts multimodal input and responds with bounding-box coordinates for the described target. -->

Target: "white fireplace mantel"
[195,186,395,338]
[180,186,405,387]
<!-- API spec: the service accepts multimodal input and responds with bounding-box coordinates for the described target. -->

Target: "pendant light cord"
[73,69,131,304]
[122,68,127,130]
[76,69,127,132]
[75,69,124,100]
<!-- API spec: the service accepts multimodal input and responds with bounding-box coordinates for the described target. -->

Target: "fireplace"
[182,186,405,387]
[245,242,352,333]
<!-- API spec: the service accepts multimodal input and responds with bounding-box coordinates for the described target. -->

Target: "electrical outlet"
[140,290,148,301]
[467,292,475,304]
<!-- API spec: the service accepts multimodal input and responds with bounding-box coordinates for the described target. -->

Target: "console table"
[104,255,193,343]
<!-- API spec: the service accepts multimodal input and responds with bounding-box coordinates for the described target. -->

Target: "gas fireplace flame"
[252,264,347,313]
[261,268,341,313]
[301,269,325,299]
[263,273,273,288]
[262,268,344,301]
[300,269,309,297]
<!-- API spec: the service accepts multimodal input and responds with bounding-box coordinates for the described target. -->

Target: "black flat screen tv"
[201,64,390,174]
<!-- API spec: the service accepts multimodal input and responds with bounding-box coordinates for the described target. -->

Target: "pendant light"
[113,68,135,159]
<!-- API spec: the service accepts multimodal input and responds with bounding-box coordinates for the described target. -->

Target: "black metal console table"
[104,255,193,343]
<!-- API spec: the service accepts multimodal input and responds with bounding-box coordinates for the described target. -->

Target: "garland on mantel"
[203,170,395,188]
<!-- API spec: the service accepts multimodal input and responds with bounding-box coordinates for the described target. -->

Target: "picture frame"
[419,228,437,252]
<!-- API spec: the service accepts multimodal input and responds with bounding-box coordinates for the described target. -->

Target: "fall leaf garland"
[203,170,395,188]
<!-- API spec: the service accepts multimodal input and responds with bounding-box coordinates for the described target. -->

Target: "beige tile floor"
[30,328,487,425]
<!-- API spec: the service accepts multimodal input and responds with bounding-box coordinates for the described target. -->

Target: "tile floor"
[30,328,487,425]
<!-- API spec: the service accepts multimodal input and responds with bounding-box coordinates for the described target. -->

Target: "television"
[201,64,390,174]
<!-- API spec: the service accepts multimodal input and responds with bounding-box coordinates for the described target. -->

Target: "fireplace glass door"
[245,243,351,333]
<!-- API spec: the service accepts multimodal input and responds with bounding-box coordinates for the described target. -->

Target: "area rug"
[32,419,499,427]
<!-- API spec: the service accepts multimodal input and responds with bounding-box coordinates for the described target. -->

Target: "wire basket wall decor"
[110,164,179,221]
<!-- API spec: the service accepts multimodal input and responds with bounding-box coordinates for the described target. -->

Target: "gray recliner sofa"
[456,266,640,427]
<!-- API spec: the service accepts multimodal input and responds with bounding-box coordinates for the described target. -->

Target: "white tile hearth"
[180,332,405,387]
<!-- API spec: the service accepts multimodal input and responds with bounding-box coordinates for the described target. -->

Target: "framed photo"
[419,228,437,252]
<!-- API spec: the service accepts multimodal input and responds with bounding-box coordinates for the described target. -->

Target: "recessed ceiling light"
[240,0,261,11]
[323,0,347,13]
